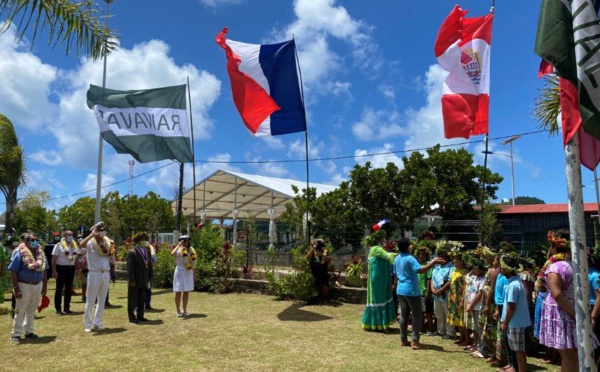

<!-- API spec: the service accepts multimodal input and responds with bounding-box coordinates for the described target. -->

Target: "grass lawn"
[0,281,554,372]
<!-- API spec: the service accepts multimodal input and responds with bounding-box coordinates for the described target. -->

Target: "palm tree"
[0,114,25,235]
[0,0,118,60]
[533,74,561,135]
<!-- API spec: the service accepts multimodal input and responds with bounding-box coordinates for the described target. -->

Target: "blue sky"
[0,0,591,217]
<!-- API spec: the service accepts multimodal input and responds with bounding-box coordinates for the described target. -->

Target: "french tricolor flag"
[434,6,493,139]
[372,219,389,232]
[216,27,307,137]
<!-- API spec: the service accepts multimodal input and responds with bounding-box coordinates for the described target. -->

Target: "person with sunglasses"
[8,233,48,342]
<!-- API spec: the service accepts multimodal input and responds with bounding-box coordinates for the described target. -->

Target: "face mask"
[66,236,73,243]
[77,238,83,243]
[98,231,107,238]
[54,236,60,242]
[30,241,39,248]
[12,242,18,247]
[6,235,11,240]
[140,241,149,247]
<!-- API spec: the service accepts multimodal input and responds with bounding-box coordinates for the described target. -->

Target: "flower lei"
[181,246,197,270]
[91,236,113,256]
[19,245,46,272]
[60,238,78,261]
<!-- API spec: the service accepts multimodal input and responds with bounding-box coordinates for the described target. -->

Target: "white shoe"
[84,328,92,333]
[182,312,190,316]
[94,325,105,331]
[177,312,184,317]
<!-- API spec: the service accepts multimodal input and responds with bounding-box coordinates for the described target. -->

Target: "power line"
[1,128,553,205]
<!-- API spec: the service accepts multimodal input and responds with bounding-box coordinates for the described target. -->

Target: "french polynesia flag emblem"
[434,6,493,139]
[372,219,389,232]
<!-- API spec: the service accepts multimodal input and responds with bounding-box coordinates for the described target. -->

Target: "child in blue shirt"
[500,253,531,372]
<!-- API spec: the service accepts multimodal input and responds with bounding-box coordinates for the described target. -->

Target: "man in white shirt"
[79,224,114,332]
[51,230,77,314]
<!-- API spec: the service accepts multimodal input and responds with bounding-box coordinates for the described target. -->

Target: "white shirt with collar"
[86,238,111,272]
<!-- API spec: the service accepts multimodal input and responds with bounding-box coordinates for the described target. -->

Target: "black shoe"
[129,318,139,324]
[56,310,63,315]
[137,317,149,322]
[105,302,114,307]
[145,306,154,310]
[64,310,73,314]
[24,333,38,339]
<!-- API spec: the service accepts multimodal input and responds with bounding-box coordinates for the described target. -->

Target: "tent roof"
[173,169,337,221]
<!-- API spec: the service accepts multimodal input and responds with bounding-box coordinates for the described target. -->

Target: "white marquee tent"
[172,169,337,244]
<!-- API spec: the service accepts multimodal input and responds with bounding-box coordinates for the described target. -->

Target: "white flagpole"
[94,0,114,224]
[564,136,596,371]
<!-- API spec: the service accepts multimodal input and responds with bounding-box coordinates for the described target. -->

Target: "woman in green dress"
[361,229,398,331]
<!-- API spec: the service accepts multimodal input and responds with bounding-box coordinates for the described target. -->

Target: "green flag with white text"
[535,0,600,140]
[86,84,193,163]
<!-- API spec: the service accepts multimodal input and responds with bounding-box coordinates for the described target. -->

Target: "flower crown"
[363,229,387,247]
[474,244,497,259]
[500,252,522,274]
[547,230,569,248]
[413,241,434,258]
[499,241,516,254]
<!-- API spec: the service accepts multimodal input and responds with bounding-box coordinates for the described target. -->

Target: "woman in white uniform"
[171,235,197,317]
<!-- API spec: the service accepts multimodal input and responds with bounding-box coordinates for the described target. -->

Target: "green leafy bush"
[153,243,175,288]
[266,246,316,302]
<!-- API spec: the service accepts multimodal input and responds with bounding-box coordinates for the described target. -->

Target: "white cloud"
[29,150,62,166]
[403,64,466,153]
[52,39,221,170]
[82,173,116,198]
[378,84,396,101]
[354,143,403,169]
[25,169,63,192]
[268,0,383,98]
[288,136,325,159]
[199,0,243,7]
[351,107,405,141]
[0,26,57,131]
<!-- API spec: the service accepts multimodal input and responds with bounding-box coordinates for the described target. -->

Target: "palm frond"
[0,0,118,60]
[533,74,561,136]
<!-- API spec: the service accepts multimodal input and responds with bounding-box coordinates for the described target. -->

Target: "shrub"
[266,245,316,302]
[153,244,175,288]
[344,255,364,287]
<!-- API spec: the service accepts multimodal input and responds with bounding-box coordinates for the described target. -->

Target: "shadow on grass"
[92,327,126,336]
[145,308,165,313]
[25,335,57,344]
[421,344,452,353]
[277,303,333,322]
[150,289,174,296]
[182,314,207,320]
[137,319,165,325]
[526,364,552,371]
[103,304,123,309]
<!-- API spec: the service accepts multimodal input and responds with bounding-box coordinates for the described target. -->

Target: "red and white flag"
[435,5,494,139]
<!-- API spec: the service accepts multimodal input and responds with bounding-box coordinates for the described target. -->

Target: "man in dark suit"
[127,232,152,323]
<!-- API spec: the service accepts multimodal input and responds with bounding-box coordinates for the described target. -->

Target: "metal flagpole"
[565,137,596,371]
[293,35,310,246]
[176,162,184,233]
[187,77,197,231]
[94,0,113,224]
[480,135,489,231]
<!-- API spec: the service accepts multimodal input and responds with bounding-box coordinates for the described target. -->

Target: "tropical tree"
[0,114,25,235]
[0,0,118,59]
[399,145,503,221]
[533,74,560,134]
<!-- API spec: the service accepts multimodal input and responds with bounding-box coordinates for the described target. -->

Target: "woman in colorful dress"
[447,249,468,346]
[361,229,397,331]
[539,230,598,372]
[171,235,197,317]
